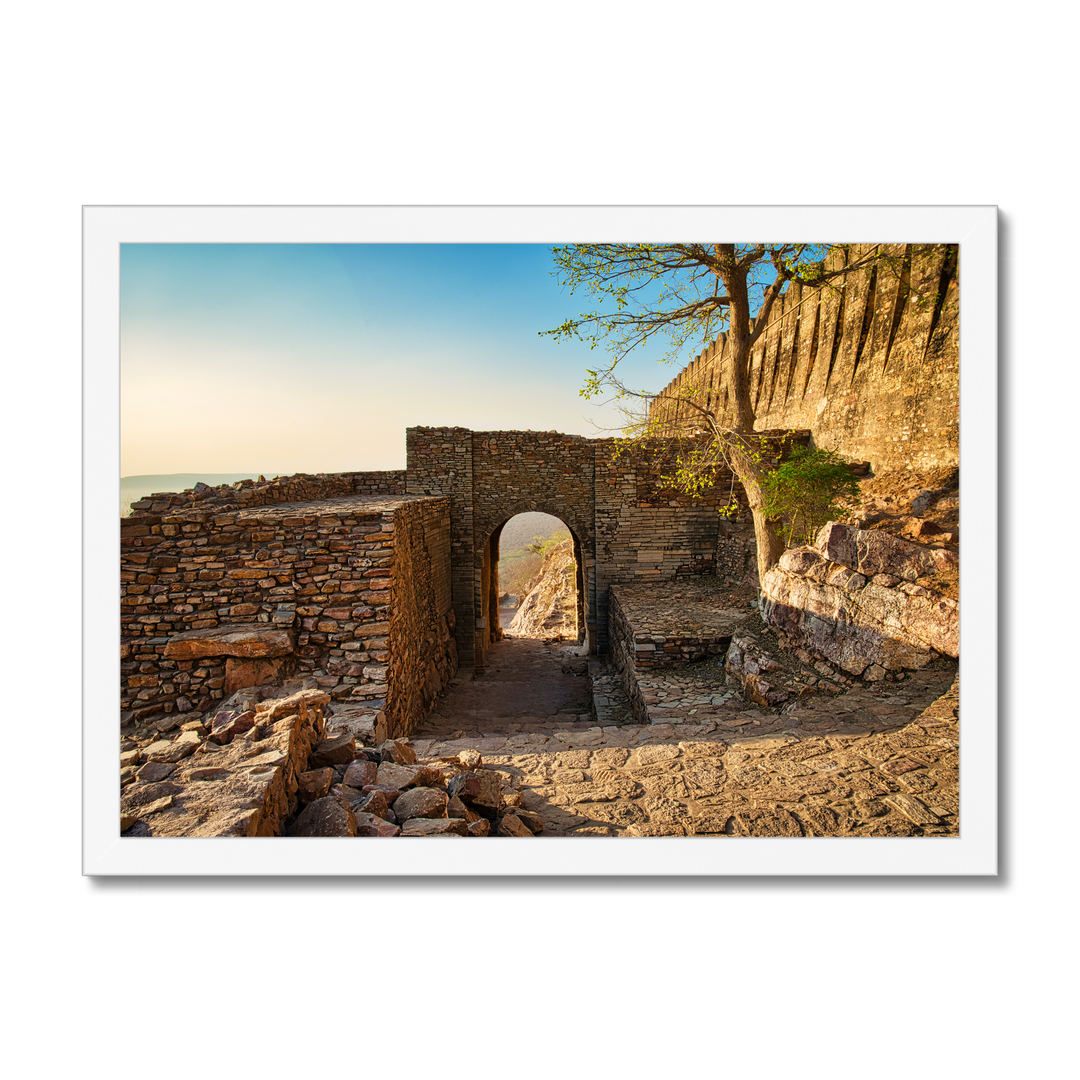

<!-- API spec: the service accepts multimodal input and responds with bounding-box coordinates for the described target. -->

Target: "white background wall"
[5,3,1069,1076]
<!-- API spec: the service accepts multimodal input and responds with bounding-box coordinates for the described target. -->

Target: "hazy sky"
[120,243,682,477]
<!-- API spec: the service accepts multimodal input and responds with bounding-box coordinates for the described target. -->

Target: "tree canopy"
[543,242,914,582]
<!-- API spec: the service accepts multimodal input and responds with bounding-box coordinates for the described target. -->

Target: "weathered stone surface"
[512,808,544,834]
[135,761,175,783]
[308,733,356,769]
[355,790,393,818]
[497,813,534,837]
[297,767,334,805]
[392,787,449,821]
[448,768,501,816]
[762,558,957,673]
[210,709,256,744]
[379,739,417,765]
[731,808,803,837]
[342,759,378,789]
[816,523,957,582]
[164,625,295,660]
[224,656,286,695]
[401,817,469,836]
[256,689,331,720]
[289,797,357,837]
[354,812,401,837]
[883,793,939,825]
[377,762,443,790]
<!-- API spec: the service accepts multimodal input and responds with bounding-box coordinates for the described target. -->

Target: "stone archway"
[406,426,734,673]
[480,508,590,662]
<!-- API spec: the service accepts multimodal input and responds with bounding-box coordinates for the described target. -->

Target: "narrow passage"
[416,636,596,740]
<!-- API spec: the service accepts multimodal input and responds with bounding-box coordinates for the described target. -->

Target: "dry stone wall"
[127,470,406,517]
[650,244,959,473]
[121,493,454,739]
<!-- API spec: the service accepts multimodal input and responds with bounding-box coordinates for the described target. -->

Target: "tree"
[761,445,861,548]
[543,243,914,584]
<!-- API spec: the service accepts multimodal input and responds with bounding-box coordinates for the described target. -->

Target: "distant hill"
[120,473,262,516]
[498,512,568,556]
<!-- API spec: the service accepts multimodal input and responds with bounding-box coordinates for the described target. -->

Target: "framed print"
[84,205,997,875]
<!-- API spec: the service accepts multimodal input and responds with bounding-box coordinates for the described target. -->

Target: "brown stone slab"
[163,625,295,660]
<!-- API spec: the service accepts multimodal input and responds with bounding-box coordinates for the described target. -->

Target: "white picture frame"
[85,204,997,876]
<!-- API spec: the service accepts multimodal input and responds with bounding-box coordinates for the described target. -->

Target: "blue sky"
[120,243,689,477]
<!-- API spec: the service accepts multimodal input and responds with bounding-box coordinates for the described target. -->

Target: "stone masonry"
[121,492,454,741]
[405,428,754,671]
[650,243,959,473]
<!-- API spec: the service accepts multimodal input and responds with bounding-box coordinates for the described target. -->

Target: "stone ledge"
[164,625,296,660]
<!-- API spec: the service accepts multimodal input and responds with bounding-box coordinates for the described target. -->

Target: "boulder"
[297,768,334,805]
[392,787,449,821]
[210,709,255,744]
[288,797,357,837]
[354,813,401,837]
[308,733,356,769]
[342,760,378,789]
[378,739,417,766]
[497,814,534,837]
[401,817,469,836]
[376,762,444,790]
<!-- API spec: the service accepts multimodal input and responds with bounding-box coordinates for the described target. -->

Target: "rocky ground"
[410,637,959,837]
[120,627,959,839]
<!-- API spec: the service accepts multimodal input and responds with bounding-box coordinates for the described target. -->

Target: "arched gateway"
[406,427,735,672]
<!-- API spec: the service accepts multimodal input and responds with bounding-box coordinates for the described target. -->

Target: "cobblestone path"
[412,636,960,838]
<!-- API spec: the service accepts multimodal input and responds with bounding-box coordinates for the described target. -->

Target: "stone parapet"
[126,470,407,517]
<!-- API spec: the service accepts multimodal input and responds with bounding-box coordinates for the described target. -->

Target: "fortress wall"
[405,427,477,665]
[120,494,453,737]
[649,244,960,472]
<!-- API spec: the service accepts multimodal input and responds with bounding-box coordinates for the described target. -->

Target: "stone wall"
[649,244,959,473]
[127,470,407,517]
[405,427,743,667]
[592,439,732,653]
[381,496,457,739]
[121,493,454,737]
[608,580,751,724]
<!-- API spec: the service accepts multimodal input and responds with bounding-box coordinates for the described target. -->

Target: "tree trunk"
[716,245,787,588]
[727,449,785,588]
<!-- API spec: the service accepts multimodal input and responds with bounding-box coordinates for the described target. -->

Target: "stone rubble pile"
[121,688,331,836]
[288,735,541,837]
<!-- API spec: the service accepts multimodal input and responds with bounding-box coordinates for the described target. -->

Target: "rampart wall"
[649,243,959,472]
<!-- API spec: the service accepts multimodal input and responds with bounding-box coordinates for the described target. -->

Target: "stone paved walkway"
[411,636,959,837]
